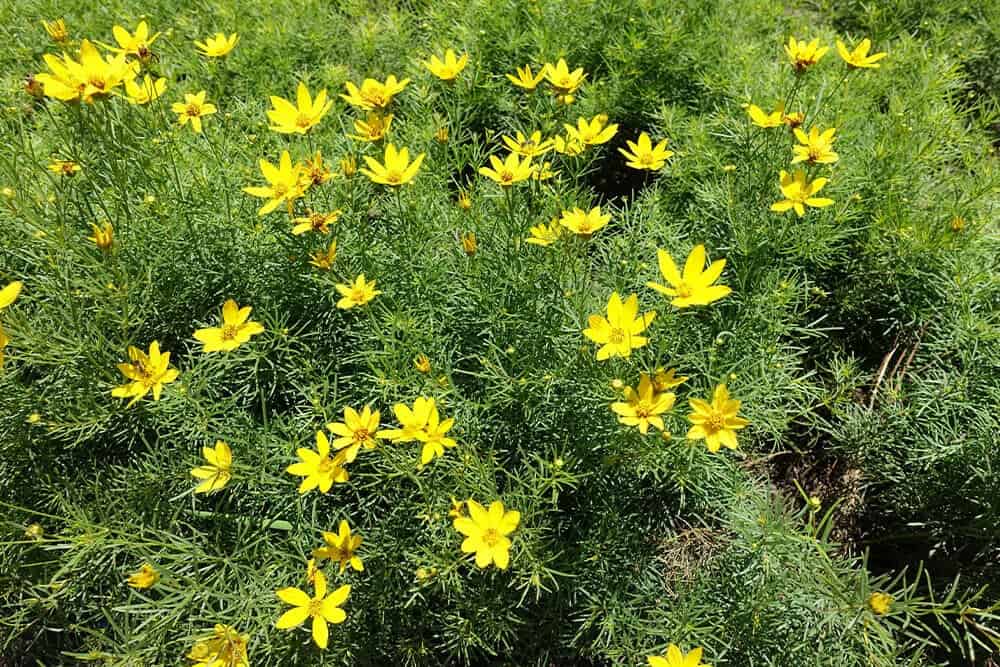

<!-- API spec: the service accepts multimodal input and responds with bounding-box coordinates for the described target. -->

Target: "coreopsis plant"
[360,143,424,186]
[340,75,409,110]
[785,36,828,71]
[111,341,179,405]
[88,222,113,251]
[502,130,554,158]
[526,220,563,246]
[124,75,167,104]
[553,134,585,155]
[313,520,364,572]
[0,282,21,311]
[424,49,468,80]
[275,569,350,649]
[291,210,342,235]
[564,114,618,146]
[687,383,749,452]
[287,431,349,494]
[582,292,656,360]
[48,159,80,176]
[171,91,217,133]
[792,126,839,164]
[266,82,333,134]
[194,32,239,57]
[771,169,834,216]
[559,206,611,237]
[414,400,457,464]
[190,441,233,494]
[543,58,586,103]
[103,21,161,60]
[326,405,382,462]
[379,396,435,442]
[348,113,393,142]
[453,500,520,569]
[836,38,887,68]
[654,367,689,392]
[186,625,250,667]
[243,150,305,215]
[35,39,137,102]
[647,644,709,667]
[303,150,334,186]
[611,373,677,434]
[194,299,265,352]
[309,241,337,270]
[478,152,534,186]
[618,132,674,170]
[126,563,159,590]
[41,19,68,43]
[747,103,784,128]
[335,275,381,309]
[646,245,732,308]
[506,64,544,90]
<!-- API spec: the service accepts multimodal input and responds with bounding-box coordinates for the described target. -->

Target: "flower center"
[273,184,288,197]
[608,327,625,344]
[351,288,367,302]
[385,170,403,184]
[675,282,693,298]
[296,113,313,128]
[705,413,726,432]
[89,76,107,90]
[221,324,240,341]
[354,428,369,443]
[308,599,324,617]
[317,457,336,474]
[639,152,654,165]
[500,170,514,183]
[481,528,501,547]
[186,103,201,117]
[634,401,652,418]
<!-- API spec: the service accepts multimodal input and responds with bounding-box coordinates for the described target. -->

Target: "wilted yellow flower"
[425,49,468,81]
[457,190,472,210]
[267,82,332,134]
[88,222,113,251]
[42,19,68,43]
[648,644,709,667]
[792,126,838,164]
[186,625,250,667]
[314,520,364,572]
[460,231,477,255]
[275,569,349,650]
[583,292,656,361]
[868,591,894,615]
[618,132,673,170]
[348,113,393,142]
[611,373,676,434]
[502,130,553,158]
[506,64,545,90]
[559,206,611,237]
[195,32,239,58]
[543,58,586,98]
[950,216,966,232]
[309,241,337,270]
[836,38,887,69]
[171,91,217,133]
[23,75,44,98]
[291,210,342,235]
[340,75,409,110]
[327,405,383,463]
[242,150,305,216]
[434,125,449,143]
[647,245,731,308]
[191,440,233,494]
[771,169,834,216]
[127,563,159,590]
[25,523,44,540]
[525,219,563,246]
[654,367,689,392]
[302,150,333,186]
[340,155,357,177]
[687,383,749,452]
[565,114,618,146]
[785,36,828,71]
[111,341,179,405]
[413,354,431,373]
[453,500,520,569]
[194,299,265,352]
[783,110,806,128]
[478,152,534,186]
[125,75,167,104]
[360,143,424,187]
[105,21,161,60]
[287,431,350,494]
[48,159,81,176]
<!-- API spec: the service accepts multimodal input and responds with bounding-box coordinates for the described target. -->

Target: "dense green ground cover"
[1,0,999,665]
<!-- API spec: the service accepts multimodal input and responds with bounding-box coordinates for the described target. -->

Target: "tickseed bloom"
[360,143,424,187]
[309,241,337,270]
[341,75,409,110]
[191,440,233,494]
[792,126,838,164]
[313,520,364,572]
[532,161,558,181]
[414,401,457,464]
[379,397,435,442]
[42,19,68,43]
[479,152,534,186]
[565,114,618,146]
[413,354,432,373]
[461,231,477,256]
[327,405,382,463]
[243,151,305,216]
[348,113,393,142]
[654,367,689,392]
[291,210,342,235]
[126,563,159,590]
[194,299,265,352]
[111,341,179,405]
[335,275,381,310]
[868,591,894,615]
[35,39,137,103]
[457,190,473,210]
[687,383,750,452]
[88,222,114,251]
[48,159,81,176]
[425,49,468,81]
[612,373,676,434]
[506,64,545,90]
[583,292,656,361]
[124,75,167,104]
[195,32,239,58]
[771,169,834,216]
[647,644,709,667]
[553,134,585,156]
[619,132,674,170]
[747,103,784,128]
[0,281,22,310]
[783,110,806,128]
[187,625,250,667]
[647,245,732,308]
[543,58,586,102]
[453,500,520,570]
[785,36,829,71]
[303,150,333,186]
[559,206,611,238]
[104,21,161,60]
[267,82,332,134]
[287,431,349,494]
[526,219,563,246]
[837,38,887,69]
[275,569,349,650]
[171,91,217,133]
[502,130,553,158]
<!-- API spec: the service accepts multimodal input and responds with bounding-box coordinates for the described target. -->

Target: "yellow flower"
[195,32,239,58]
[506,64,545,90]
[291,210,342,235]
[868,591,894,615]
[187,625,250,667]
[42,19,68,43]
[111,341,180,405]
[686,383,749,452]
[526,220,563,247]
[24,523,44,540]
[648,644,710,667]
[448,497,466,518]
[771,169,834,216]
[543,58,586,97]
[478,152,534,186]
[653,367,689,392]
[565,114,618,146]
[191,440,233,494]
[785,36,829,71]
[275,569,349,650]
[124,75,167,104]
[425,49,468,81]
[194,299,265,352]
[414,401,457,464]
[88,222,113,251]
[747,103,784,128]
[457,190,473,210]
[559,206,611,237]
[242,150,305,216]
[105,21,161,59]
[618,132,674,170]
[502,130,553,158]
[360,143,424,187]
[171,91,217,133]
[0,281,22,310]
[313,520,364,573]
[950,216,966,232]
[348,112,393,142]
[553,135,585,156]
[647,245,732,308]
[611,373,676,434]
[0,325,9,368]
[792,126,838,164]
[413,354,432,373]
[48,159,81,176]
[326,405,382,463]
[287,431,350,494]
[36,39,137,103]
[378,396,436,442]
[582,292,656,361]
[335,274,381,310]
[340,75,409,110]
[340,155,357,177]
[461,231,477,256]
[309,241,337,270]
[127,563,159,590]
[532,161,558,181]
[266,82,332,134]
[836,38,887,69]
[453,500,520,570]
[783,110,806,128]
[303,150,334,186]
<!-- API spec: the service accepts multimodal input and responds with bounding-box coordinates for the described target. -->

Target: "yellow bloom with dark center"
[686,383,749,452]
[747,103,784,128]
[647,244,731,308]
[559,206,611,237]
[868,591,894,615]
[348,113,393,142]
[502,130,553,158]
[543,58,586,96]
[654,367,688,392]
[478,152,534,186]
[611,373,676,434]
[526,219,563,246]
[127,563,159,590]
[648,644,709,667]
[111,341,179,405]
[837,38,887,69]
[378,396,435,442]
[335,274,381,310]
[104,21,161,59]
[425,49,468,81]
[191,440,233,494]
[309,241,337,270]
[326,405,382,463]
[171,91,217,133]
[291,210,342,235]
[340,75,409,110]
[36,40,139,103]
[785,36,828,71]
[125,75,167,104]
[195,33,239,58]
[506,64,545,90]
[42,19,68,43]
[302,150,333,187]
[194,299,265,352]
[275,569,349,650]
[88,222,113,251]
[242,150,305,216]
[48,159,81,176]
[360,143,424,187]
[619,132,674,170]
[267,82,332,134]
[287,431,349,494]
[414,401,457,464]
[565,114,618,146]
[313,520,364,573]
[453,500,520,569]
[771,169,834,216]
[187,624,250,667]
[582,292,656,361]
[792,126,838,164]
